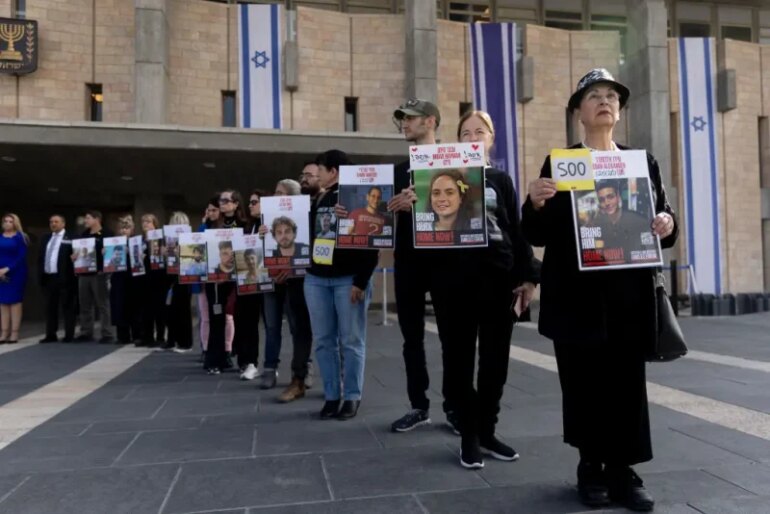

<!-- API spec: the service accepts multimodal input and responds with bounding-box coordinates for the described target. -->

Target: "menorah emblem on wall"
[0,23,25,61]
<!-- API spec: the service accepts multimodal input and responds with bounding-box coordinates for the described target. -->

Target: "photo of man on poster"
[590,180,654,255]
[346,186,388,236]
[271,216,309,258]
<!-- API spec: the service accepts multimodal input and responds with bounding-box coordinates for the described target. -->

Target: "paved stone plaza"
[0,310,768,513]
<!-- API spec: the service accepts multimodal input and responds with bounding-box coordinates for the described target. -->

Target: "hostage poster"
[558,149,663,271]
[129,235,146,277]
[72,238,97,274]
[409,142,488,248]
[337,164,394,249]
[163,224,191,274]
[178,232,208,284]
[103,236,128,273]
[147,229,165,270]
[205,228,243,283]
[233,234,274,295]
[261,195,311,269]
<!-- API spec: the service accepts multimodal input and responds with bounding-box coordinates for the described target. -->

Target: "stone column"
[135,0,169,124]
[624,0,673,198]
[405,1,437,103]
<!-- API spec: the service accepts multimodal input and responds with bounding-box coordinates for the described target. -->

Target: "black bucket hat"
[568,68,630,112]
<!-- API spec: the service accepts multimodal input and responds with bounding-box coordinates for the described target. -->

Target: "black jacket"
[521,144,678,343]
[308,183,378,289]
[483,167,540,286]
[38,230,76,286]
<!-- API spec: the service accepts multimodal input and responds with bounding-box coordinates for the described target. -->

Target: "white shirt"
[45,230,65,274]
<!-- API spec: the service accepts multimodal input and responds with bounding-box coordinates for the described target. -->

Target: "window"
[345,97,358,132]
[679,22,711,38]
[12,0,26,19]
[721,25,752,42]
[761,27,770,46]
[222,91,236,128]
[87,84,103,122]
[459,102,473,117]
[591,14,627,64]
[447,1,491,23]
[545,10,582,31]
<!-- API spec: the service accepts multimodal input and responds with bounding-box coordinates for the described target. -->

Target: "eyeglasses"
[586,91,620,104]
[219,198,233,205]
[299,173,316,180]
[249,200,259,206]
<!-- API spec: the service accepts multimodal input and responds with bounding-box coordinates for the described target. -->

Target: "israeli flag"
[677,38,721,294]
[469,22,520,197]
[238,3,283,129]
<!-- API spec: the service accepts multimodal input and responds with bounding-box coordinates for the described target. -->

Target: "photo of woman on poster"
[427,169,474,232]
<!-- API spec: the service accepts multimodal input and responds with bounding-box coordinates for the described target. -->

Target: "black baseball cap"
[393,98,441,127]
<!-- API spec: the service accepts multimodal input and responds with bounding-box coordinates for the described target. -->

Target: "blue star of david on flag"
[252,50,270,69]
[691,116,707,132]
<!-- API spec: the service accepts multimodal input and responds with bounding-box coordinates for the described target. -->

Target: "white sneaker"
[240,364,259,381]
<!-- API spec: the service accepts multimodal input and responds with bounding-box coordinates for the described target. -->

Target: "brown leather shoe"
[278,377,306,403]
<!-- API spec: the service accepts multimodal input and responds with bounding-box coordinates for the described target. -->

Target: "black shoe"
[391,409,431,432]
[607,466,654,512]
[98,336,114,344]
[39,337,58,343]
[445,410,461,436]
[460,435,484,469]
[577,460,610,508]
[480,435,519,461]
[75,334,94,342]
[337,400,360,420]
[160,341,175,350]
[62,336,74,343]
[134,339,148,347]
[223,353,234,370]
[319,400,341,419]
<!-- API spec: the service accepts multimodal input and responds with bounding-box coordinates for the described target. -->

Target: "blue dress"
[0,233,28,304]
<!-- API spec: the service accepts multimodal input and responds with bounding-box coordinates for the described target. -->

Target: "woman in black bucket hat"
[521,69,678,512]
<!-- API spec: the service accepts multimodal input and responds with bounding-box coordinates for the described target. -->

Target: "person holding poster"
[386,99,460,437]
[258,180,314,398]
[110,216,142,345]
[103,237,127,273]
[424,110,539,470]
[304,150,378,420]
[523,69,678,512]
[140,215,167,348]
[164,211,194,352]
[203,190,246,373]
[73,211,114,343]
[233,191,269,380]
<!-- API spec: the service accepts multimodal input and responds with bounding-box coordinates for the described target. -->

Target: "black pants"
[204,282,234,370]
[143,272,167,343]
[394,255,451,413]
[234,294,262,369]
[476,270,516,439]
[428,263,482,435]
[166,282,193,349]
[43,277,77,340]
[553,338,652,466]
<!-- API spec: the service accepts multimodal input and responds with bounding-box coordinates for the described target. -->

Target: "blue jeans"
[262,278,313,378]
[303,273,371,401]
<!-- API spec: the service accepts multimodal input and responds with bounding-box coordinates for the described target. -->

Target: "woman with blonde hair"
[140,213,167,347]
[167,211,194,352]
[0,213,29,344]
[111,215,142,344]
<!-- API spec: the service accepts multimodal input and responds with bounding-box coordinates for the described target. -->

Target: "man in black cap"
[385,99,460,434]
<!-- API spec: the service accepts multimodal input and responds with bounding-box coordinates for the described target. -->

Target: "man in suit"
[39,214,77,343]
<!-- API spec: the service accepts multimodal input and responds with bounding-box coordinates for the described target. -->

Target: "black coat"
[521,144,679,343]
[38,231,76,287]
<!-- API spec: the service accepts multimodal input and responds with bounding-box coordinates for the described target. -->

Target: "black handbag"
[647,273,688,362]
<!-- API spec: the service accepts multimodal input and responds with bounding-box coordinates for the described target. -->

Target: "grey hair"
[169,211,190,225]
[276,179,301,196]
